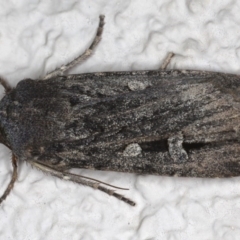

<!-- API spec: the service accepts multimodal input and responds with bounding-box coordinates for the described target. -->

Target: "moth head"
[0,75,13,149]
[0,77,15,205]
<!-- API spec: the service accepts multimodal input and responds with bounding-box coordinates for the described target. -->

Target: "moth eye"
[123,143,142,157]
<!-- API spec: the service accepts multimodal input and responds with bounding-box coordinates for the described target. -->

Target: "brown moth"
[1,15,240,206]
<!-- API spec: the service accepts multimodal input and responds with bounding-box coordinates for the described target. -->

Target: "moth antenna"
[0,154,18,204]
[0,77,12,93]
[97,185,136,206]
[63,171,129,190]
[43,15,105,80]
[30,161,136,206]
[160,52,175,70]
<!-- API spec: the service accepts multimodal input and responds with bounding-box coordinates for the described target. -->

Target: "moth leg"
[0,154,18,204]
[160,52,175,70]
[43,15,105,80]
[0,77,12,93]
[168,132,188,163]
[30,161,136,206]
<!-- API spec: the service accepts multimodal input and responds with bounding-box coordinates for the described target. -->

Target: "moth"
[1,15,240,206]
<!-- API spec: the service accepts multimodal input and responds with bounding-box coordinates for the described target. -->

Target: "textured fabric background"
[1,1,240,239]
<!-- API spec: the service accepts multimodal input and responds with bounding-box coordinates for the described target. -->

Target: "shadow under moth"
[0,15,240,206]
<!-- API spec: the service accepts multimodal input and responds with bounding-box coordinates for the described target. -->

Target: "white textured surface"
[1,0,240,239]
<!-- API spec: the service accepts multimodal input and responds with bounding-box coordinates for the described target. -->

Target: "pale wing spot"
[123,143,142,157]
